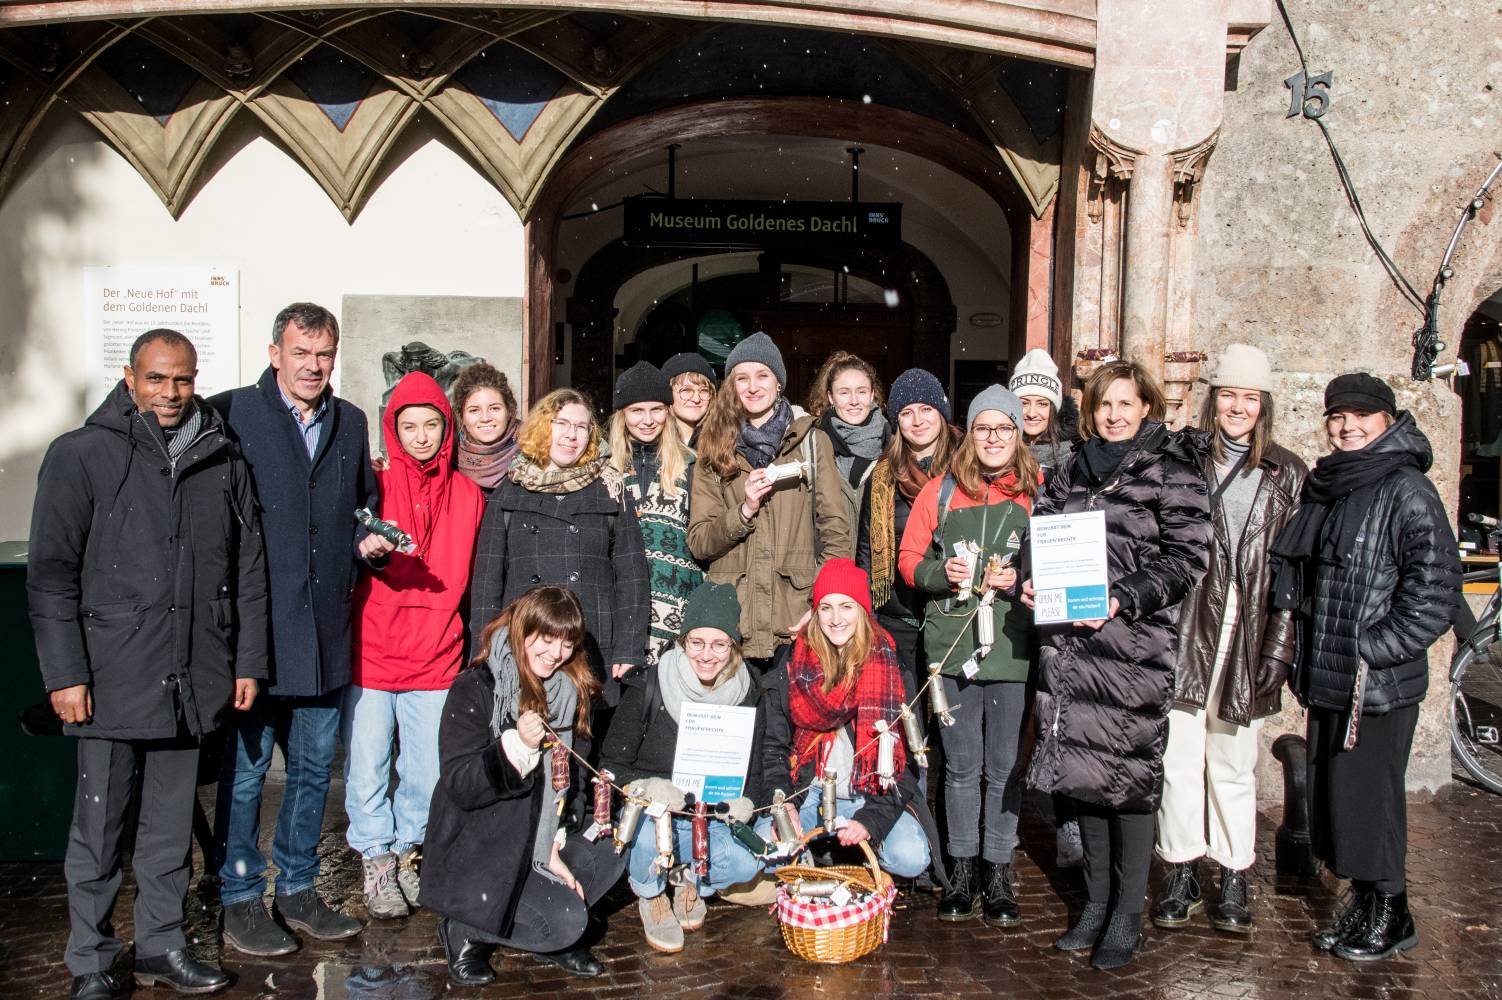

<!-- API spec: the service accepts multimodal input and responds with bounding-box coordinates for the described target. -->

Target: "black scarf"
[1077,427,1142,487]
[630,438,661,492]
[1269,436,1419,610]
[736,397,793,468]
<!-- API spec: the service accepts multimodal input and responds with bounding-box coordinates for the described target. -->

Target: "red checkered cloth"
[774,884,897,939]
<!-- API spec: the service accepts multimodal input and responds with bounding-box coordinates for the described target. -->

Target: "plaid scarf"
[787,625,907,797]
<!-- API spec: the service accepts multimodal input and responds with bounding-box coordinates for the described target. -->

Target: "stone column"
[1120,150,1175,367]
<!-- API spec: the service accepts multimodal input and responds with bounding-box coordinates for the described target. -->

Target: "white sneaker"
[1056,820,1085,869]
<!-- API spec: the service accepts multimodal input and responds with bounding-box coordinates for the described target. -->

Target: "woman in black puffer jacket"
[1023,360,1211,970]
[1269,373,1459,963]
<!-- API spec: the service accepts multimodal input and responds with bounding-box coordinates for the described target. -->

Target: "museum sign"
[622,196,902,249]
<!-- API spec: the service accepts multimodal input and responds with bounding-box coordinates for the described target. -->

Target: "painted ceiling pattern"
[0,8,1066,220]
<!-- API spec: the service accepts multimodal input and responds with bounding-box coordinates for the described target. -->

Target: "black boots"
[537,946,604,977]
[981,862,1021,927]
[221,898,298,957]
[1090,911,1143,970]
[937,856,980,921]
[1054,901,1108,951]
[439,917,497,986]
[1152,861,1202,928]
[133,949,230,994]
[69,972,131,1000]
[1211,866,1253,934]
[275,888,363,941]
[1333,891,1418,961]
[1313,884,1374,951]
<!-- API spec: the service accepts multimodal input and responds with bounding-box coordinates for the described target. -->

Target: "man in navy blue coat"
[209,303,390,955]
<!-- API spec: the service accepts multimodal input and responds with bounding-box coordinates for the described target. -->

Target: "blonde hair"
[608,408,690,499]
[1077,361,1167,440]
[951,420,1040,502]
[517,388,601,467]
[670,371,715,397]
[801,606,875,694]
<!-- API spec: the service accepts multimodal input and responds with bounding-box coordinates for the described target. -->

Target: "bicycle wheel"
[1452,640,1502,794]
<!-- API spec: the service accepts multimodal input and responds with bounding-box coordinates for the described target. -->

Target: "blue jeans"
[341,686,446,858]
[625,815,762,898]
[214,690,343,904]
[754,784,930,879]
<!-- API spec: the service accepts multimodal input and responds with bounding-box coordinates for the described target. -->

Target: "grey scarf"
[827,409,889,483]
[657,644,751,723]
[485,626,579,865]
[140,403,204,473]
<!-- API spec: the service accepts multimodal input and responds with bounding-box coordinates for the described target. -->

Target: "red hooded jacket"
[353,373,486,691]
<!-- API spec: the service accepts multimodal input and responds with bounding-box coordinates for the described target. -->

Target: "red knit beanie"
[811,558,873,616]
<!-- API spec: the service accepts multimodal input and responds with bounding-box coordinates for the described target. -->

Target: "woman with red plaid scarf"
[755,559,930,878]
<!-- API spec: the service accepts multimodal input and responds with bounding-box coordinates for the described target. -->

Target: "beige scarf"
[509,454,616,496]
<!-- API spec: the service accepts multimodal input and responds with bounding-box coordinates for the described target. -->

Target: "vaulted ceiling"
[0,7,1072,221]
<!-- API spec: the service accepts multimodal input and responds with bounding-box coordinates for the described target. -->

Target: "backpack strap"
[932,474,958,551]
[801,430,822,560]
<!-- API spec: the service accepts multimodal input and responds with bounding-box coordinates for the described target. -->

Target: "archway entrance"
[533,109,1034,412]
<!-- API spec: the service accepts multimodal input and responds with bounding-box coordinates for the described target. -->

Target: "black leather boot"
[1152,861,1202,928]
[1053,901,1108,951]
[439,918,497,986]
[937,856,979,921]
[537,946,604,977]
[133,949,230,994]
[980,862,1020,928]
[69,972,132,1000]
[1210,865,1253,934]
[1312,884,1373,951]
[1333,891,1418,961]
[1090,911,1144,970]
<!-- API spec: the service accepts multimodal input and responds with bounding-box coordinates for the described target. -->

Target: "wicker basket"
[774,839,895,964]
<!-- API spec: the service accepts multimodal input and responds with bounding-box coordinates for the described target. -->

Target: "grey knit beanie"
[613,361,672,410]
[723,332,787,388]
[680,581,742,643]
[966,384,1024,431]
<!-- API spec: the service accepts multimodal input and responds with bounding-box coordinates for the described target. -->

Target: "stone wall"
[1194,1,1500,791]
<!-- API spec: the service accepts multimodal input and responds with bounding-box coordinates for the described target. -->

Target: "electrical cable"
[1274,0,1427,314]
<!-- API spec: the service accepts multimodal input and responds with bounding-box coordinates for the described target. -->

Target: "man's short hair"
[128,328,198,369]
[272,302,340,346]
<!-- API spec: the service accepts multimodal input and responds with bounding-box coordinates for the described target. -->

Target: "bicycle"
[1451,512,1502,793]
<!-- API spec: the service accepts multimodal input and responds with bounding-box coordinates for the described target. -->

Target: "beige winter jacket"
[688,415,852,659]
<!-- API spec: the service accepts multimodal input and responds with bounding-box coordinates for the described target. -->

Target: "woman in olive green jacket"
[689,334,852,662]
[899,384,1038,928]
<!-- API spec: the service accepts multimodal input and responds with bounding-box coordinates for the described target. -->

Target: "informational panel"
[84,266,240,405]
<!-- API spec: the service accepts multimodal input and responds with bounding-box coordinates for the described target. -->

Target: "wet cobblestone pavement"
[4,780,1500,998]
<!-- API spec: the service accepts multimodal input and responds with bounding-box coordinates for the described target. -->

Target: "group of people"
[29,301,1459,1000]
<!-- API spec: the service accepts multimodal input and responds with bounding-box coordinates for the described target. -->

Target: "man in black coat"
[29,330,268,1000]
[209,303,387,956]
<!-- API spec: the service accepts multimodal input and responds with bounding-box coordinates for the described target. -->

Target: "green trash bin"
[0,540,77,860]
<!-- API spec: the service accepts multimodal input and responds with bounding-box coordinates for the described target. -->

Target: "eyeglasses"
[550,418,592,437]
[684,637,733,655]
[674,385,712,400]
[971,424,1017,441]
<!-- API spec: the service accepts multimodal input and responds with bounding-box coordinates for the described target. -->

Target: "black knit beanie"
[613,361,672,410]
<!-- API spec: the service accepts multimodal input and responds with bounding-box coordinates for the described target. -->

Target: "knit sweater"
[624,450,705,664]
[1213,434,1262,563]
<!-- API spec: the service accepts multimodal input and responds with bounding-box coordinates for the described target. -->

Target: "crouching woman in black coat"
[1022,360,1212,970]
[1269,373,1459,962]
[421,586,624,984]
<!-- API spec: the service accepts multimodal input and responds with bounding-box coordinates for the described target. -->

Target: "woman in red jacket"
[344,372,486,921]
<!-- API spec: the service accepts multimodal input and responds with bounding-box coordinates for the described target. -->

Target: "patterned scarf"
[456,425,518,491]
[510,453,609,495]
[787,625,907,797]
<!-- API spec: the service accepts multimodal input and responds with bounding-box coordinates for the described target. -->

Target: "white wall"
[0,108,526,540]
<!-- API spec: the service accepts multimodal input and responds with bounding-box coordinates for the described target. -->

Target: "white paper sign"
[670,703,756,804]
[1029,510,1111,624]
[84,266,240,406]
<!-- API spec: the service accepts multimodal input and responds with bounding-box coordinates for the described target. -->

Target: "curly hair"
[517,388,601,466]
[449,362,518,433]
